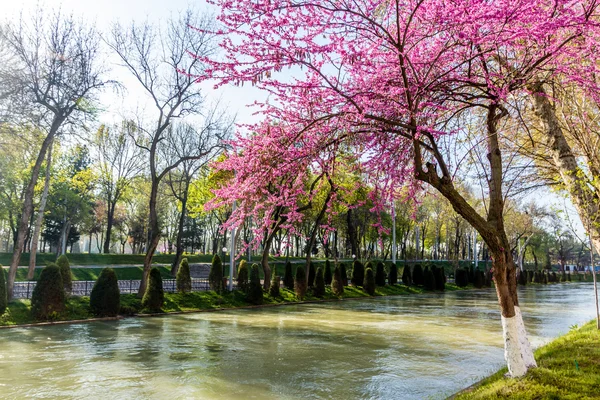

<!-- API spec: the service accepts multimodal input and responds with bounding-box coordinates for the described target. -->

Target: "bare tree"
[108,10,230,296]
[0,10,108,300]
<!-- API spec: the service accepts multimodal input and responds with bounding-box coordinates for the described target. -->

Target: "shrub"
[363,268,376,295]
[434,266,445,291]
[283,261,294,289]
[247,264,263,304]
[423,266,436,291]
[561,270,567,282]
[90,268,120,317]
[375,262,386,286]
[142,267,164,312]
[324,259,333,285]
[269,271,280,297]
[401,265,412,285]
[313,267,326,297]
[295,265,307,300]
[307,262,316,288]
[485,269,493,287]
[388,263,398,285]
[331,265,344,296]
[455,268,469,287]
[56,254,73,295]
[474,268,484,289]
[237,260,249,293]
[543,271,549,284]
[518,269,528,286]
[413,264,424,286]
[351,260,365,286]
[0,265,7,315]
[567,271,571,282]
[209,254,224,293]
[31,263,65,320]
[340,263,348,286]
[176,258,192,293]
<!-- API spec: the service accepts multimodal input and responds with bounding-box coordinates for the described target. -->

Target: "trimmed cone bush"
[283,261,294,289]
[209,254,224,293]
[401,265,412,285]
[468,266,475,284]
[434,266,445,291]
[269,271,280,297]
[474,268,484,289]
[340,263,348,286]
[375,262,386,286]
[351,260,365,286]
[176,258,192,293]
[31,263,65,320]
[413,264,424,286]
[363,268,376,295]
[295,266,307,300]
[308,262,316,288]
[90,268,120,317]
[388,263,398,285]
[455,268,469,287]
[56,254,73,295]
[324,259,333,285]
[247,264,263,304]
[142,267,164,312]
[237,260,249,293]
[485,269,493,287]
[313,267,326,297]
[423,266,436,291]
[518,269,528,286]
[331,265,344,296]
[0,265,7,315]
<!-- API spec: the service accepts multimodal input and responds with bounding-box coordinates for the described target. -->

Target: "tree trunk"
[103,200,117,253]
[346,209,359,258]
[138,181,161,297]
[261,233,274,291]
[171,186,189,276]
[28,139,54,280]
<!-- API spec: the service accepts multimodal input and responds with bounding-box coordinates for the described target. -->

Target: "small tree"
[351,260,364,286]
[518,270,528,286]
[90,268,120,317]
[56,255,73,295]
[423,266,436,291]
[434,266,445,291]
[375,262,386,286]
[331,265,344,296]
[388,263,398,285]
[363,268,376,295]
[283,261,294,288]
[0,265,7,315]
[401,265,412,286]
[142,267,164,312]
[313,267,326,297]
[209,254,224,293]
[176,258,192,293]
[455,268,469,287]
[340,263,348,286]
[413,264,424,286]
[474,269,485,289]
[237,260,249,292]
[307,262,316,288]
[269,271,280,297]
[31,263,65,320]
[247,264,263,304]
[324,259,332,285]
[295,265,307,300]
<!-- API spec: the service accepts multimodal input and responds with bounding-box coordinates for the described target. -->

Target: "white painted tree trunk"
[514,306,537,368]
[501,314,528,377]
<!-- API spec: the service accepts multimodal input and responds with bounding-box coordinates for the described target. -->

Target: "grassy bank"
[0,282,463,327]
[453,320,600,400]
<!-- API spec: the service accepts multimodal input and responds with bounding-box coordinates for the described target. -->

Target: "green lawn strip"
[1,283,468,327]
[453,320,600,400]
[14,266,174,282]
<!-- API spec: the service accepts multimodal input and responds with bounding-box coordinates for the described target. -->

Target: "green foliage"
[401,265,412,285]
[247,264,263,304]
[90,268,120,317]
[518,269,528,286]
[324,259,332,285]
[375,261,386,286]
[283,261,294,288]
[388,263,398,285]
[56,254,73,294]
[294,265,307,300]
[561,270,568,282]
[313,267,325,297]
[434,265,445,291]
[423,266,436,291]
[0,265,7,315]
[176,258,192,293]
[209,254,224,293]
[351,260,365,286]
[269,271,280,297]
[142,267,164,312]
[31,263,65,320]
[412,264,424,285]
[331,265,344,296]
[474,268,484,289]
[237,259,249,292]
[340,263,348,286]
[307,261,315,288]
[455,268,469,287]
[363,268,375,295]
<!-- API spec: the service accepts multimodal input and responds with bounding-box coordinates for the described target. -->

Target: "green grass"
[453,320,600,400]
[13,266,174,282]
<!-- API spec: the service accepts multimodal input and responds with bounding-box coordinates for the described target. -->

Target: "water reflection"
[0,283,596,399]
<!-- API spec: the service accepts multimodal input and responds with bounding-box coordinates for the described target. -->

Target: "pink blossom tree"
[201,0,599,376]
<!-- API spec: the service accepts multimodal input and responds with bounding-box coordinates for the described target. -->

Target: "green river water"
[0,283,597,399]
